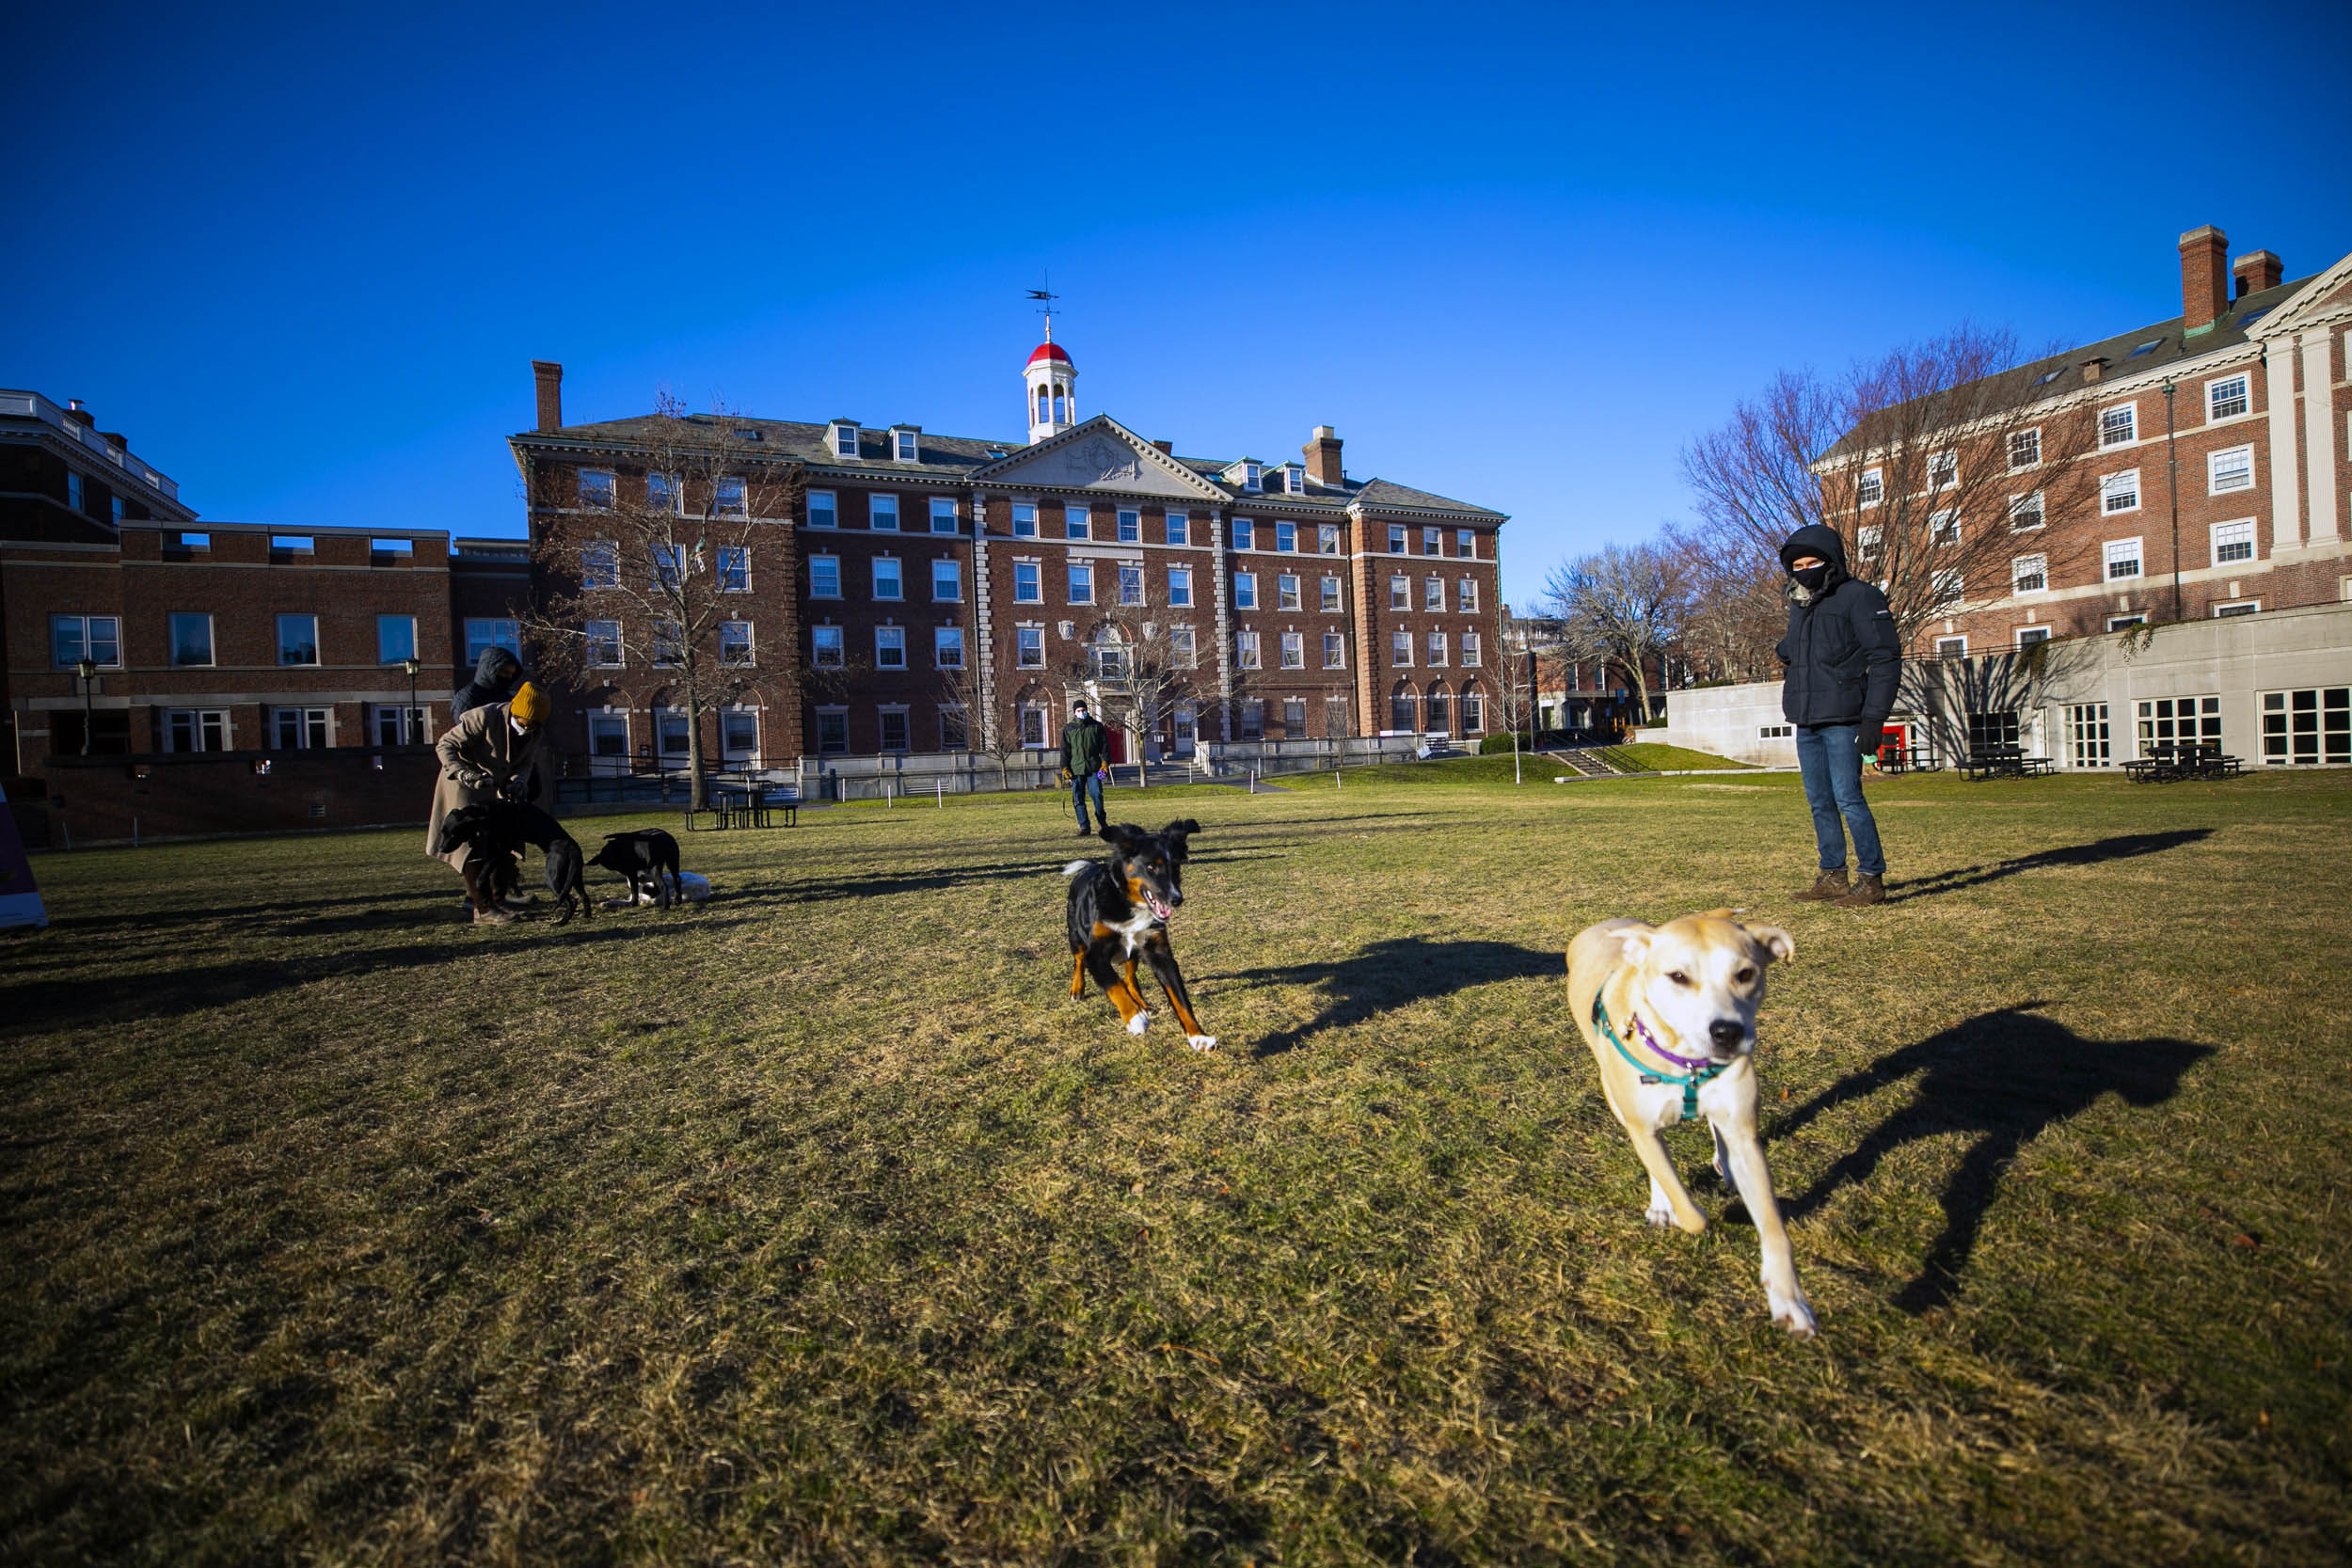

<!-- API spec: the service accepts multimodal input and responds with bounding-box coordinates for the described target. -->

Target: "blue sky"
[10,0,2348,608]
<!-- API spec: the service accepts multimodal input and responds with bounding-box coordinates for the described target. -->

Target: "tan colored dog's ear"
[1742,924,1795,965]
[1618,928,1654,967]
[1700,906,1738,921]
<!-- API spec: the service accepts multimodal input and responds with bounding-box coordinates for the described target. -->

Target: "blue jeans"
[1794,724,1885,877]
[1071,771,1104,830]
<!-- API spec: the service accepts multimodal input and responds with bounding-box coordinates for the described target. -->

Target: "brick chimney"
[2079,356,2108,385]
[1303,424,1343,486]
[1151,438,1173,454]
[64,399,95,428]
[2179,225,2229,333]
[532,360,564,433]
[2233,249,2282,299]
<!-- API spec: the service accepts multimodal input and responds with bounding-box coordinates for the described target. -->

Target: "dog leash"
[1592,988,1724,1122]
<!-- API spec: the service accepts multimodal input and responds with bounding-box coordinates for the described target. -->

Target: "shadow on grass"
[0,911,774,1033]
[1211,935,1562,1058]
[1778,1002,2214,1310]
[1890,829,2213,903]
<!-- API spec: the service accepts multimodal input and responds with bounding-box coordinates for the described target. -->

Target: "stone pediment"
[974,416,1224,500]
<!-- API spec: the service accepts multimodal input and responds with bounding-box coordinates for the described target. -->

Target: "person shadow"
[1889,829,2211,903]
[1776,1003,2214,1310]
[1207,935,1562,1058]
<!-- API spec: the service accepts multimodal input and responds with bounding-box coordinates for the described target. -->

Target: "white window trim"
[870,556,904,600]
[2101,468,2142,515]
[2207,444,2255,496]
[933,626,965,668]
[719,620,755,666]
[808,553,842,598]
[1934,635,1967,657]
[1928,450,1958,491]
[805,489,838,529]
[2213,599,2262,617]
[931,559,963,602]
[2008,492,2044,532]
[2010,553,2048,594]
[874,626,908,670]
[2204,371,2252,423]
[2098,400,2139,449]
[2103,536,2145,581]
[2007,427,2042,472]
[2015,626,2052,647]
[2106,613,2147,631]
[868,493,901,531]
[1857,467,1883,507]
[929,497,960,533]
[2209,517,2258,567]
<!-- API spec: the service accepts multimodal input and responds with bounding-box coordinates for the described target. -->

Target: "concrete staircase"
[1546,748,1629,778]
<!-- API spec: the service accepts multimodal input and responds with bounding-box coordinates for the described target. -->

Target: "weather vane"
[1026,276,1059,341]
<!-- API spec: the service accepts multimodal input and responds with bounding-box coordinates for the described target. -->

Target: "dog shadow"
[1889,829,2212,903]
[1211,935,1561,1058]
[1777,1002,2214,1310]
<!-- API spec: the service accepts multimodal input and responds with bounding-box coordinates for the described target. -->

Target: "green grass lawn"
[5,767,2349,1564]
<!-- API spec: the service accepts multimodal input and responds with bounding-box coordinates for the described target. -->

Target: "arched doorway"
[1389,681,1417,734]
[1425,681,1452,736]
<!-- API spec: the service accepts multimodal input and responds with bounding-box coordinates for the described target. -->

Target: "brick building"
[508,335,1509,768]
[1882,227,2351,656]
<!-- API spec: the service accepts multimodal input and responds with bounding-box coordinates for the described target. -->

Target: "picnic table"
[1960,743,2056,780]
[685,781,800,830]
[2122,741,2243,783]
[1874,743,1944,775]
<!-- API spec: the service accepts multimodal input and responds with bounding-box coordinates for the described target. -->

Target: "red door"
[1104,727,1127,765]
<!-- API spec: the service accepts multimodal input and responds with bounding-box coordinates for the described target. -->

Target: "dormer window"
[828,421,860,459]
[1282,464,1307,494]
[892,426,921,462]
[1225,460,1262,492]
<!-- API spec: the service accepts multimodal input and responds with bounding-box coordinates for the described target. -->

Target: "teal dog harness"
[1592,986,1725,1122]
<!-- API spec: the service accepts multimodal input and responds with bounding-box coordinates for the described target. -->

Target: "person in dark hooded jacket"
[453,646,522,723]
[1775,523,1900,907]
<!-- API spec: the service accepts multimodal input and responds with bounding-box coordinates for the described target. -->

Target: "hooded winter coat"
[452,646,521,723]
[1774,524,1901,730]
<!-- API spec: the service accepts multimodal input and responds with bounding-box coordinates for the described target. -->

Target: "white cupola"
[1025,330,1077,444]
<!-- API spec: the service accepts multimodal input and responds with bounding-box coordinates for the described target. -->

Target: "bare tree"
[1681,325,2100,650]
[1494,606,1542,783]
[1665,526,1785,684]
[1543,541,1688,726]
[523,395,803,810]
[1064,567,1214,784]
[937,634,1030,792]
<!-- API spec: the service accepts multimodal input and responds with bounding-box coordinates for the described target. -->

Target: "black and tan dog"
[436,800,593,925]
[1063,819,1216,1051]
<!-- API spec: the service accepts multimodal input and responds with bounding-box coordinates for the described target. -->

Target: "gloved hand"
[1057,768,1072,784]
[1858,729,1883,758]
[1095,768,1109,782]
[453,768,494,792]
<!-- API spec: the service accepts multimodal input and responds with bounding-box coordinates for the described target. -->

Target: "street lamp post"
[74,657,97,755]
[402,657,421,743]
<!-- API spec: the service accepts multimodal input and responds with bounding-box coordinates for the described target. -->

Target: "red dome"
[1027,341,1073,367]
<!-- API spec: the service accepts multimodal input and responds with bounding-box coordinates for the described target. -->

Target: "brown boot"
[1794,867,1850,901]
[1834,873,1885,908]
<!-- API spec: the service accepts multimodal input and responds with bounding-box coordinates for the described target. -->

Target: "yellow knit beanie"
[509,681,550,728]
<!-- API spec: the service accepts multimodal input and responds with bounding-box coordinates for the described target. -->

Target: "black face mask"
[1791,563,1830,592]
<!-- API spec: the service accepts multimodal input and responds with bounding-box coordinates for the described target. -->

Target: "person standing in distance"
[1059,699,1111,837]
[1775,524,1901,907]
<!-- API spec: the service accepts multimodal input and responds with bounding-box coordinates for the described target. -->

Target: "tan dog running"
[1567,910,1814,1336]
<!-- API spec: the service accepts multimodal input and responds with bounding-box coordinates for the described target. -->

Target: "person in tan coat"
[426,681,550,924]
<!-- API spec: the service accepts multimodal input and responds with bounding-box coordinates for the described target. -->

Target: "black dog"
[1063,819,1214,1051]
[589,829,684,909]
[436,800,593,925]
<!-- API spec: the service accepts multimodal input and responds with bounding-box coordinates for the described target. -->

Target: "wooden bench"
[1960,743,2054,780]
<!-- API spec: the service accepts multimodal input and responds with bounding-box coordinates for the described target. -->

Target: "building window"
[653,544,685,589]
[1935,635,1967,658]
[1391,629,1412,667]
[722,709,757,760]
[939,705,968,750]
[1281,696,1307,733]
[1107,562,1137,606]
[2106,614,2146,631]
[810,555,841,597]
[1426,685,1452,733]
[1274,521,1296,553]
[930,498,959,533]
[1323,631,1345,669]
[1458,578,1478,612]
[2011,554,2047,594]
[870,494,899,531]
[373,704,429,746]
[717,546,750,592]
[1928,451,1958,491]
[2008,428,2042,469]
[1388,524,1406,552]
[273,706,331,750]
[585,619,622,666]
[1171,626,1197,668]
[1236,630,1261,670]
[1019,705,1049,749]
[1856,525,1881,564]
[895,429,920,462]
[581,540,619,587]
[586,712,628,757]
[1321,576,1343,612]
[1965,710,2019,751]
[2101,469,2141,514]
[376,614,417,664]
[50,613,121,668]
[1390,689,1416,731]
[1280,631,1304,669]
[2103,538,2143,580]
[2262,688,2351,766]
[1166,511,1189,546]
[2214,600,2261,618]
[1237,699,1263,739]
[277,613,319,666]
[2100,403,2137,448]
[2137,695,2220,752]
[2015,626,2052,647]
[644,471,677,514]
[1068,562,1094,604]
[807,490,838,529]
[1390,575,1409,610]
[169,612,214,667]
[67,471,86,512]
[812,625,844,667]
[1931,569,1963,606]
[1422,527,1440,555]
[1320,524,1341,555]
[1064,504,1090,541]
[1232,518,1255,550]
[1011,500,1037,538]
[658,710,692,762]
[1088,636,1128,681]
[164,709,230,752]
[935,626,964,668]
[1168,567,1192,607]
[653,620,683,666]
[1013,562,1041,602]
[465,619,519,664]
[1857,467,1883,506]
[2066,704,2112,768]
[873,558,904,600]
[1233,571,1257,610]
[2010,492,2044,531]
[1277,573,1301,610]
[932,559,962,601]
[1427,630,1447,665]
[1423,577,1443,611]
[875,626,906,670]
[1457,530,1475,557]
[579,468,615,510]
[1460,630,1481,666]
[1462,689,1484,733]
[2209,445,2254,495]
[720,621,754,666]
[831,421,860,458]
[1017,626,1044,668]
[2207,373,2249,420]
[1931,509,1961,547]
[878,708,910,752]
[817,709,849,754]
[2212,519,2256,564]
[1117,508,1140,543]
[713,478,746,518]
